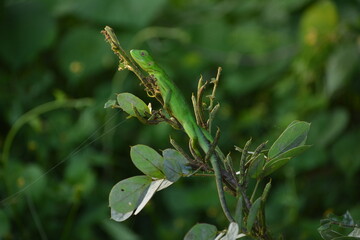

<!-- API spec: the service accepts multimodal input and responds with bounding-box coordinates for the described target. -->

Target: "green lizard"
[130,49,235,223]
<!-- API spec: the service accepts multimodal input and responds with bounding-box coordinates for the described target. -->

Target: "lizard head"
[130,50,156,72]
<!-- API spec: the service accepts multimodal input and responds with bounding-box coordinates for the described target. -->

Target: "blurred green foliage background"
[1,0,359,239]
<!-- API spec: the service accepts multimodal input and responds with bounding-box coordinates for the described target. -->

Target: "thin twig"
[102,26,163,104]
[224,153,238,184]
[204,128,221,163]
[207,67,221,111]
[191,94,202,127]
[196,76,209,128]
[102,26,143,81]
[237,138,252,186]
[245,141,268,168]
[207,103,220,134]
[250,179,260,203]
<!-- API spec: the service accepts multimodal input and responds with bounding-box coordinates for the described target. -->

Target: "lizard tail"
[196,127,235,223]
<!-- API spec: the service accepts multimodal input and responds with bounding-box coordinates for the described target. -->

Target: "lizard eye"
[140,51,146,56]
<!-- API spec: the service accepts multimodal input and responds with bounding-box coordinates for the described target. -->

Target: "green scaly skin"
[130,49,235,223]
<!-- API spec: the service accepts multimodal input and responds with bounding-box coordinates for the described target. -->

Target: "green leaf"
[184,223,217,240]
[319,228,343,240]
[269,145,311,161]
[104,99,117,108]
[261,180,272,202]
[268,121,310,159]
[0,2,56,69]
[262,157,291,177]
[322,211,355,226]
[287,120,301,128]
[318,212,359,240]
[130,145,165,179]
[247,197,262,232]
[110,178,172,222]
[248,154,266,179]
[235,196,243,230]
[109,175,152,214]
[318,224,359,240]
[163,148,190,182]
[117,93,150,118]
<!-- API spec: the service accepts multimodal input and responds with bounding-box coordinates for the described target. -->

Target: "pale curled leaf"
[156,178,173,191]
[220,222,239,240]
[348,228,360,238]
[110,177,172,221]
[215,232,225,240]
[134,179,164,215]
[135,179,173,215]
